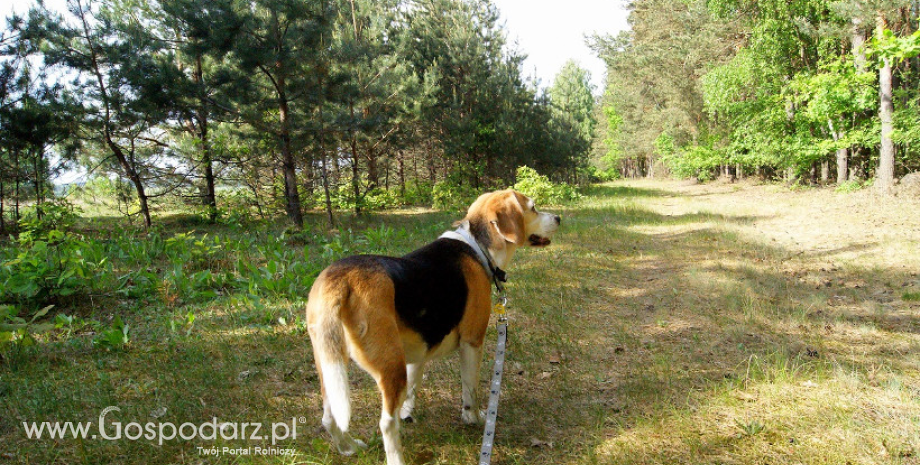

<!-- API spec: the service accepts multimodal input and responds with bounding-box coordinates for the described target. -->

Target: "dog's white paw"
[336,438,367,456]
[461,408,485,425]
[399,404,414,422]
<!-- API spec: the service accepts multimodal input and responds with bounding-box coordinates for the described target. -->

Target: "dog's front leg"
[400,362,425,422]
[459,342,485,424]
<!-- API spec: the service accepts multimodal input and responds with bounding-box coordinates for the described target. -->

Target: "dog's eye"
[531,205,537,212]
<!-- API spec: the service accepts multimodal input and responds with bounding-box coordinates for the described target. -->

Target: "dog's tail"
[308,281,352,432]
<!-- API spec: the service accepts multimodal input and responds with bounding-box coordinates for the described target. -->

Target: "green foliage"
[597,104,624,170]
[312,183,403,212]
[169,311,197,337]
[869,28,920,64]
[834,179,871,193]
[18,200,79,235]
[92,316,129,350]
[401,181,435,206]
[512,166,581,205]
[0,304,55,361]
[662,144,723,180]
[431,175,479,211]
[0,224,109,306]
[72,176,121,202]
[549,60,596,147]
[580,165,620,182]
[736,419,766,437]
[598,0,920,182]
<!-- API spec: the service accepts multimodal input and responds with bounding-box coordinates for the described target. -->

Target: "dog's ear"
[491,192,525,245]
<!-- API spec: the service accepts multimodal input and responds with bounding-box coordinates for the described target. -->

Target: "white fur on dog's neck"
[439,222,511,275]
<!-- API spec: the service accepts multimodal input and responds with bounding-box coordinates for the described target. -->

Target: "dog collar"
[440,224,507,292]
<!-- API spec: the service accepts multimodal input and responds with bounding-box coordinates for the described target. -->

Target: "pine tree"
[222,0,331,227]
[28,0,181,227]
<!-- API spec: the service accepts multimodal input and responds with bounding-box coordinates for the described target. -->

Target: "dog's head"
[464,190,561,253]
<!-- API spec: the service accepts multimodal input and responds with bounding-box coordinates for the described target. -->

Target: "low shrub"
[432,178,479,211]
[0,229,110,307]
[512,166,582,205]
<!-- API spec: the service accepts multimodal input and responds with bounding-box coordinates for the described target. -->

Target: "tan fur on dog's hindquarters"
[307,190,560,465]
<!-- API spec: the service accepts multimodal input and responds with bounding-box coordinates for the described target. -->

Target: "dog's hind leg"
[377,366,408,465]
[352,342,408,465]
[346,302,408,465]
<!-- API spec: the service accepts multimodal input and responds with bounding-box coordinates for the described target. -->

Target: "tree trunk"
[876,15,896,191]
[427,143,437,185]
[852,19,866,71]
[397,152,406,199]
[131,173,151,228]
[829,118,848,185]
[367,152,379,190]
[0,173,5,233]
[318,69,335,228]
[33,149,42,219]
[383,155,389,190]
[195,55,217,222]
[78,1,152,228]
[202,134,217,222]
[877,63,896,189]
[277,75,304,228]
[836,148,848,184]
[350,125,361,214]
[14,148,20,222]
[820,160,830,184]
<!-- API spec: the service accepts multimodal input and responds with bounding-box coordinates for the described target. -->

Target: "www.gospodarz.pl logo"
[22,406,305,446]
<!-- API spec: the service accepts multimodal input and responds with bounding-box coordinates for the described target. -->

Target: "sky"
[491,0,630,93]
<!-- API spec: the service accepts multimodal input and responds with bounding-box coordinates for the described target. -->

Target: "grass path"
[495,180,920,465]
[3,180,920,464]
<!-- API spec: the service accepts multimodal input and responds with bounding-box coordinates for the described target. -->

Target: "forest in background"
[593,0,920,189]
[0,0,596,230]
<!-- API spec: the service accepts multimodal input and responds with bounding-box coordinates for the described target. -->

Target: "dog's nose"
[554,215,561,225]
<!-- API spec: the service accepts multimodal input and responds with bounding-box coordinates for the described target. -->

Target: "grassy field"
[3,179,920,464]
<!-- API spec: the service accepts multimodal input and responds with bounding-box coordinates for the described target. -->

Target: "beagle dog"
[306,190,560,465]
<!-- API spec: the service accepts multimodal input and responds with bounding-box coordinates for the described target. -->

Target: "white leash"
[478,299,509,465]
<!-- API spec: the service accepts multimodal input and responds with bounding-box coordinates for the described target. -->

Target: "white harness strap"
[440,224,493,278]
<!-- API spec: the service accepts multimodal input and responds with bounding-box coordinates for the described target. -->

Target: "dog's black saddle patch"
[383,239,478,348]
[337,239,479,348]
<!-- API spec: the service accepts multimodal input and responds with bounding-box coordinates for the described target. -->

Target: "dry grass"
[2,179,920,464]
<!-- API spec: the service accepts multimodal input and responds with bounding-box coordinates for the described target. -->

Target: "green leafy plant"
[432,178,479,211]
[18,200,80,235]
[0,305,56,361]
[513,166,581,205]
[0,229,109,305]
[736,419,766,437]
[835,179,873,193]
[92,316,129,350]
[169,311,197,337]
